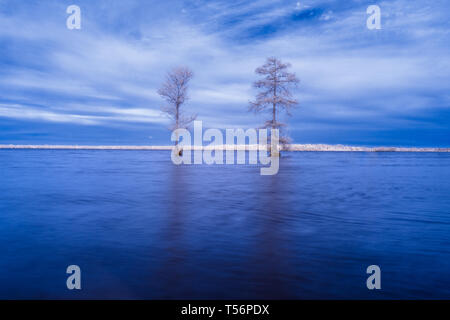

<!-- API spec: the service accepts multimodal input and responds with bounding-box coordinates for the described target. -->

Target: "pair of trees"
[158,57,299,150]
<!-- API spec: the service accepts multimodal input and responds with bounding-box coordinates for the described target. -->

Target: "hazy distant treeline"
[1,145,449,152]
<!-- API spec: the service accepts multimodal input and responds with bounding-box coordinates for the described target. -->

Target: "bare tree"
[158,66,197,135]
[249,57,299,149]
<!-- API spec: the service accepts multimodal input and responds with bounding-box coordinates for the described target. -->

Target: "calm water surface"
[0,150,449,299]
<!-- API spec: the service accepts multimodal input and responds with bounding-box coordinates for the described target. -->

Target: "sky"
[0,0,449,146]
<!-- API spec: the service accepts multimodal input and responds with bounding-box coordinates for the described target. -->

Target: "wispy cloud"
[0,103,168,126]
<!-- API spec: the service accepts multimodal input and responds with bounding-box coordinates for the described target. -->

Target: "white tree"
[249,57,299,149]
[158,66,196,132]
[158,67,196,154]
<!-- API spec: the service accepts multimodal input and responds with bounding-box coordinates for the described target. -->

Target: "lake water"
[0,150,449,299]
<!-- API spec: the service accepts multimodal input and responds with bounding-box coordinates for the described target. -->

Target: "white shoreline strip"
[0,144,449,152]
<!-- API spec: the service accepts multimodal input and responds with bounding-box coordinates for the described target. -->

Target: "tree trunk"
[175,103,182,156]
[271,72,279,158]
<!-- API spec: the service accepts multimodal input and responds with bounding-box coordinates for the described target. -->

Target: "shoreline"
[0,144,449,152]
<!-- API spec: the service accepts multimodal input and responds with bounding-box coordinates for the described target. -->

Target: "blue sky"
[0,0,449,146]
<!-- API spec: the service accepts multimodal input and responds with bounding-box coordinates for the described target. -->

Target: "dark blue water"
[0,150,449,299]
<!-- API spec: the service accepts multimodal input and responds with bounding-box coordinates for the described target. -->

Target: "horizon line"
[1,144,449,152]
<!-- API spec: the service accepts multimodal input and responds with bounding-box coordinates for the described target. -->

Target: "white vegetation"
[249,57,299,147]
[1,145,448,152]
[158,66,197,132]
